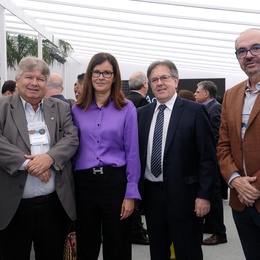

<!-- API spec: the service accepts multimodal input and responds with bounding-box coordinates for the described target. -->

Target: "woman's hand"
[120,199,135,220]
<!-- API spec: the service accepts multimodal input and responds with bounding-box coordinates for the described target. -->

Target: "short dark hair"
[1,80,16,94]
[197,80,217,98]
[77,73,85,86]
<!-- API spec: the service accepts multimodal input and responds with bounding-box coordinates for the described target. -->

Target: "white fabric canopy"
[2,0,260,74]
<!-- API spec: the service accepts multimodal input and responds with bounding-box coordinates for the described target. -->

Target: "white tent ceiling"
[1,0,260,75]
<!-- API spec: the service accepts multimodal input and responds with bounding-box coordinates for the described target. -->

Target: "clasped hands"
[24,154,54,183]
[231,176,260,207]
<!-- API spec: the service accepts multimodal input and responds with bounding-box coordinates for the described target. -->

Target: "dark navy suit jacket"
[137,96,217,219]
[127,91,149,108]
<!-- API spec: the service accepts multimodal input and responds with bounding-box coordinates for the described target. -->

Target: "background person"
[138,60,217,260]
[74,82,79,100]
[194,80,227,246]
[1,80,18,96]
[45,72,71,104]
[127,71,150,246]
[74,73,85,100]
[72,52,141,260]
[178,89,196,101]
[217,27,260,260]
[127,71,149,108]
[0,56,79,260]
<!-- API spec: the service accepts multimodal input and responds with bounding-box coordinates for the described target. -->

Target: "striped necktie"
[151,104,166,178]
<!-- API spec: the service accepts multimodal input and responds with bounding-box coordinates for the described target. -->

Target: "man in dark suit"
[0,56,79,260]
[127,71,149,108]
[127,71,150,245]
[194,80,227,245]
[138,60,217,260]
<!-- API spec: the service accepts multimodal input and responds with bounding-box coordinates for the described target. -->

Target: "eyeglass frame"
[235,45,260,59]
[149,74,174,84]
[91,70,114,78]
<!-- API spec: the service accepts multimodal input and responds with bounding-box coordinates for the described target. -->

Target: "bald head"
[45,73,64,97]
[235,28,260,49]
[128,71,148,97]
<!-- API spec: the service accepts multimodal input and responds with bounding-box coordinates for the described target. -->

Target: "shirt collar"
[155,92,177,112]
[203,98,214,106]
[20,96,43,111]
[245,81,260,93]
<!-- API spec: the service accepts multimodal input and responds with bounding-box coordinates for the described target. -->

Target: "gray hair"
[128,71,147,90]
[15,56,50,82]
[147,60,179,81]
[47,73,63,90]
[197,80,217,98]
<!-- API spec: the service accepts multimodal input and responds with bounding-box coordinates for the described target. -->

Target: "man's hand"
[194,198,210,217]
[231,176,260,206]
[24,154,54,178]
[37,169,52,183]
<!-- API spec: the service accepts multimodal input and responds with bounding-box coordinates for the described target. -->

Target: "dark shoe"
[202,235,227,246]
[131,232,149,245]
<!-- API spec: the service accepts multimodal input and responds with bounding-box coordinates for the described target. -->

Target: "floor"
[30,198,245,260]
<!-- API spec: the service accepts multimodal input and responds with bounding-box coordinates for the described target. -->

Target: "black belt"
[84,165,125,175]
[21,191,57,205]
[145,179,164,187]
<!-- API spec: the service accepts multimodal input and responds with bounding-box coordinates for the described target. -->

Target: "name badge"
[28,123,49,145]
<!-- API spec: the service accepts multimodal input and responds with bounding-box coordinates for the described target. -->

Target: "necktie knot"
[158,104,166,112]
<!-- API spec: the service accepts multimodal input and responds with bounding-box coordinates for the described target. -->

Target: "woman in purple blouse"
[72,52,141,260]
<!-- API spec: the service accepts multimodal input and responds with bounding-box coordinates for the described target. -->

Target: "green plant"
[6,33,73,68]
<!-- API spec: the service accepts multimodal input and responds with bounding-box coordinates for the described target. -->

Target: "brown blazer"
[0,94,79,230]
[217,80,260,212]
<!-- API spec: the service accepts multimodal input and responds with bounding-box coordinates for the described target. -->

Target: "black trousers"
[144,180,203,260]
[204,171,226,237]
[0,192,69,260]
[74,166,132,260]
[233,206,260,260]
[131,208,144,234]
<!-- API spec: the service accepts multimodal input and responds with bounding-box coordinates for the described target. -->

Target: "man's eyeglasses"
[235,45,260,59]
[149,75,173,84]
[91,70,114,78]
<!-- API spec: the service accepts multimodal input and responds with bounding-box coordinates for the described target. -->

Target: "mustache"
[244,56,260,62]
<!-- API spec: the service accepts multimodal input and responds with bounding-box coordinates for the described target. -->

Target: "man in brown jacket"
[217,28,260,260]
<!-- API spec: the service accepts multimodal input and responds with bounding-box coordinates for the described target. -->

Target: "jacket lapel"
[143,102,156,149]
[247,89,260,129]
[164,96,183,154]
[235,83,247,139]
[11,95,31,150]
[43,97,56,147]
